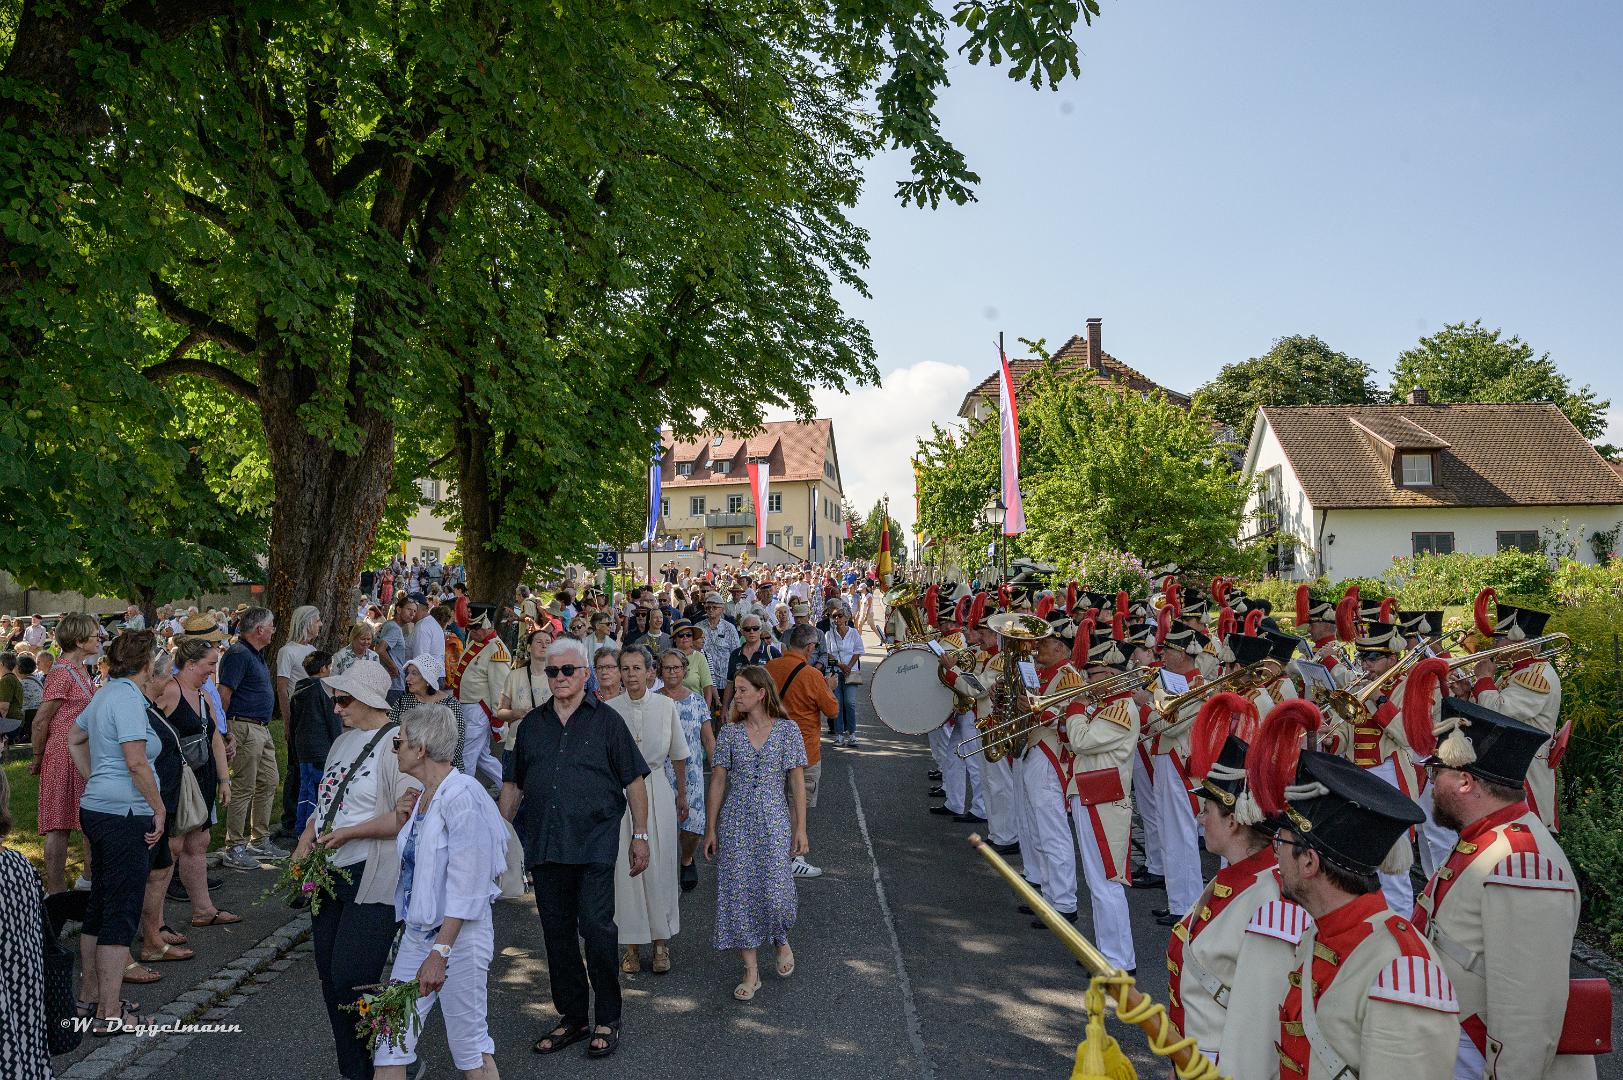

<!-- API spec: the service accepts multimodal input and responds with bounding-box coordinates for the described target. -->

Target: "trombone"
[957,666,1159,759]
[1142,660,1285,738]
[1440,633,1571,678]
[1324,629,1467,725]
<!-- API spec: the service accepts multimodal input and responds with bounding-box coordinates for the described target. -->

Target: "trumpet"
[1324,630,1464,725]
[1143,660,1284,738]
[1441,633,1571,679]
[958,666,1159,759]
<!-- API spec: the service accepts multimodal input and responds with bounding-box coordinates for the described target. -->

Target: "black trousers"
[533,861,621,1028]
[311,861,399,1080]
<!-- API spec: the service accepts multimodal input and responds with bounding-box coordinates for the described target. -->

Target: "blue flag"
[645,430,663,545]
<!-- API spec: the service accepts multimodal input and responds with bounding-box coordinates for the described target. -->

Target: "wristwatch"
[631,832,650,842]
[430,943,452,959]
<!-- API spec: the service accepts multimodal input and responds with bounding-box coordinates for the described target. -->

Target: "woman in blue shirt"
[66,630,167,1035]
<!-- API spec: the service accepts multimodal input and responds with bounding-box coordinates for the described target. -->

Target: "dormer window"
[713,461,731,475]
[1399,453,1434,486]
[677,462,694,476]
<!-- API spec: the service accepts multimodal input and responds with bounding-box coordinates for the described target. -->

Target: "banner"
[877,517,893,583]
[746,461,771,548]
[645,428,664,545]
[998,343,1026,535]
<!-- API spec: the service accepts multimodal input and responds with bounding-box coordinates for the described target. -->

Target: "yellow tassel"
[1436,725,1476,769]
[1072,982,1138,1080]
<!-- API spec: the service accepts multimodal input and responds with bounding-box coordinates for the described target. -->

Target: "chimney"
[1408,385,1429,405]
[1086,317,1103,372]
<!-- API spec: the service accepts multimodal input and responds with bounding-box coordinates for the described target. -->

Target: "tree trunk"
[453,376,542,605]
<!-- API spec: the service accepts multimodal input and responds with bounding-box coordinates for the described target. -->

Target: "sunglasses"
[544,664,582,678]
[332,694,355,707]
[741,625,761,631]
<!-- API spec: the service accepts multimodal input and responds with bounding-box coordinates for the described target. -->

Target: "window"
[727,532,744,545]
[677,462,694,476]
[767,493,782,513]
[1400,453,1434,486]
[727,494,744,513]
[767,531,783,547]
[660,498,669,518]
[1412,532,1455,556]
[420,546,439,562]
[795,536,804,547]
[420,478,440,501]
[824,460,836,480]
[713,461,731,475]
[712,436,724,446]
[1497,530,1540,554]
[689,496,706,516]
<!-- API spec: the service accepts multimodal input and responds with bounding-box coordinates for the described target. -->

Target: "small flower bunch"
[259,845,353,916]
[1067,548,1154,598]
[343,980,422,1053]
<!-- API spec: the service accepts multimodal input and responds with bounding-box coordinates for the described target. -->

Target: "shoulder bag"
[151,707,210,834]
[288,722,397,909]
[38,870,82,1056]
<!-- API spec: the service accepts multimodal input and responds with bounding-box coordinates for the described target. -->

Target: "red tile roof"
[1258,403,1623,509]
[661,419,838,489]
[957,333,1191,417]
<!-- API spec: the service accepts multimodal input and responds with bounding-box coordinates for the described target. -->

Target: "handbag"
[177,690,214,769]
[1071,765,1127,806]
[38,874,82,1056]
[497,816,527,899]
[153,711,210,833]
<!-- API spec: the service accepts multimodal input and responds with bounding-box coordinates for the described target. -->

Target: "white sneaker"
[221,845,261,871]
[791,856,823,878]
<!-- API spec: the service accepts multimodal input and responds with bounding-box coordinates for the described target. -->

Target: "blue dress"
[665,691,709,836]
[711,718,807,950]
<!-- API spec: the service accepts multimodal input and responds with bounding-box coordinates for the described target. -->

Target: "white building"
[1240,395,1623,580]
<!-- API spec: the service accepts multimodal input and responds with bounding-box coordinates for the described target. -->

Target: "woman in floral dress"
[29,613,100,894]
[659,650,715,893]
[703,666,808,1001]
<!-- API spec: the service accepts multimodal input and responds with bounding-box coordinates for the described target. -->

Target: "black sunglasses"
[331,694,355,707]
[544,664,582,678]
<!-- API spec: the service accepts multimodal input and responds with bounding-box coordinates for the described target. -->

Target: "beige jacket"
[1474,661,1563,829]
[1064,694,1138,882]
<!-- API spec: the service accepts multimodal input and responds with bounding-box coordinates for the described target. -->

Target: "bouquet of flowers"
[343,980,422,1053]
[259,845,353,916]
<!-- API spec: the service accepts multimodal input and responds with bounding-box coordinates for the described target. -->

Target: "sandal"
[159,924,189,946]
[532,1022,591,1054]
[776,945,795,978]
[90,1005,154,1037]
[620,946,640,974]
[76,997,139,1018]
[651,944,671,974]
[122,962,162,984]
[586,1023,620,1058]
[139,942,195,963]
[733,978,763,1001]
[190,910,243,927]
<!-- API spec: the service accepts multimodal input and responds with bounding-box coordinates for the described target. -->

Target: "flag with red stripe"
[998,343,1026,535]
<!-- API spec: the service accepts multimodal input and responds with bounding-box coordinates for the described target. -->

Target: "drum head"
[869,645,956,736]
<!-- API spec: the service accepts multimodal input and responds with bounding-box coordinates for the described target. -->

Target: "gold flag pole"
[967,835,1228,1080]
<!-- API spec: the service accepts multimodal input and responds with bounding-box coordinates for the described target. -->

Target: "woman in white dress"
[608,647,690,975]
[495,626,552,750]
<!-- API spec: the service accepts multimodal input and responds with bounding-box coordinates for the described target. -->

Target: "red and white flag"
[747,461,771,548]
[998,343,1026,535]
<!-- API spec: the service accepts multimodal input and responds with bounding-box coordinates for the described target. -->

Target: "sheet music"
[1158,669,1189,695]
[1019,660,1040,689]
[1296,661,1335,692]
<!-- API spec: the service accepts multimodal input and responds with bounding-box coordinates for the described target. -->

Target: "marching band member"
[1122,610,1166,891]
[1297,585,1356,690]
[1396,610,1460,876]
[970,601,1020,850]
[932,598,987,823]
[1261,628,1306,702]
[1413,697,1597,1080]
[1455,595,1564,831]
[1225,632,1277,738]
[449,604,511,787]
[1250,725,1459,1080]
[1177,589,1223,682]
[1169,694,1312,1080]
[1018,614,1085,927]
[1148,622,1208,926]
[1065,632,1142,972]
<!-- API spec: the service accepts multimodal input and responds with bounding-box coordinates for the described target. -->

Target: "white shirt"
[412,614,445,662]
[824,626,865,670]
[277,641,316,685]
[319,726,402,869]
[395,770,506,930]
[22,623,46,647]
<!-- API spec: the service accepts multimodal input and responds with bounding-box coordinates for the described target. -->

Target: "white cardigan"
[393,770,508,932]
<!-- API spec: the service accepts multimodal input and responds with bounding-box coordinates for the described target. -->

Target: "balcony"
[705,511,756,528]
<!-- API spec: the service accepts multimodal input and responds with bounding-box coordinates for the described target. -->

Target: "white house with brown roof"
[658,418,845,562]
[957,317,1191,421]
[1240,394,1623,579]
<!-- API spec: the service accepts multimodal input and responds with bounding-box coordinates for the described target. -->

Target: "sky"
[778,2,1623,539]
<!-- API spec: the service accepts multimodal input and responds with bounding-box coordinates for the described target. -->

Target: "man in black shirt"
[500,638,650,1059]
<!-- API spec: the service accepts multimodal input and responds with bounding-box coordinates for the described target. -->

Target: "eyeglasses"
[1423,762,1457,779]
[675,631,693,639]
[1270,835,1310,855]
[543,664,582,678]
[332,694,355,707]
[391,736,403,751]
[741,625,760,632]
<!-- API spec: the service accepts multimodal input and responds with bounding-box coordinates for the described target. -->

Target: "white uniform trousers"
[1021,752,1077,913]
[982,754,1018,847]
[1133,743,1163,875]
[941,712,986,817]
[927,722,952,781]
[1416,783,1458,881]
[1010,755,1043,888]
[459,702,505,788]
[1069,798,1136,971]
[1367,756,1416,914]
[1153,753,1204,917]
[374,916,496,1071]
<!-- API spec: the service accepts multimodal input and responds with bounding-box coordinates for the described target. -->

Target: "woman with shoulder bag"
[299,661,421,1080]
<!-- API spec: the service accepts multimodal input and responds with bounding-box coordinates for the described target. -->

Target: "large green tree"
[1194,334,1382,437]
[1391,321,1610,443]
[913,417,1004,572]
[847,499,908,563]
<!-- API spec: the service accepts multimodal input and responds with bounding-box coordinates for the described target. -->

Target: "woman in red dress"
[28,612,100,894]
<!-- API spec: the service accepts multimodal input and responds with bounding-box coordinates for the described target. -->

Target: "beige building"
[405,477,458,564]
[658,419,846,560]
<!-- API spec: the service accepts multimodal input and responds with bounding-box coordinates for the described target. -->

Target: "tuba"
[968,613,1051,763]
[883,582,928,645]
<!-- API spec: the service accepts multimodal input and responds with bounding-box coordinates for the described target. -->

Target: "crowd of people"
[0,556,886,1078]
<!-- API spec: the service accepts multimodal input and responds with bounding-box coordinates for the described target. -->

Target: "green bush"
[1562,785,1623,950]
[1554,558,1623,605]
[1378,551,1554,608]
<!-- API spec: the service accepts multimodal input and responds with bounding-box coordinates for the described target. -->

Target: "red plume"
[1342,583,1360,604]
[1161,574,1178,595]
[1111,610,1126,641]
[1379,597,1397,623]
[998,582,1011,607]
[1211,577,1229,607]
[1085,606,1100,627]
[1155,605,1172,646]
[1243,609,1264,636]
[1065,581,1078,615]
[1035,594,1054,619]
[1169,591,1183,619]
[1402,657,1449,757]
[1335,595,1358,642]
[1217,605,1237,640]
[1190,692,1257,779]
[1115,590,1129,618]
[1244,700,1324,817]
[1473,587,1497,637]
[923,584,939,627]
[1072,617,1096,668]
[1295,584,1310,627]
[968,591,987,629]
[954,596,970,625]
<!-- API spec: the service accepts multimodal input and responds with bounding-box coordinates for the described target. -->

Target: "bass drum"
[869,645,956,736]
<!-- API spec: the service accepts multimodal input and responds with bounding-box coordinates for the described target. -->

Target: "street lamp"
[981,496,1007,582]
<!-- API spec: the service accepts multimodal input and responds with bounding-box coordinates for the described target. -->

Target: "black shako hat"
[1226,633,1272,668]
[1427,696,1548,787]
[1263,630,1307,664]
[1276,751,1425,876]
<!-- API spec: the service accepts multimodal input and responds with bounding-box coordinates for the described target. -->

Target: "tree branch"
[180,190,234,233]
[143,333,260,405]
[149,274,259,355]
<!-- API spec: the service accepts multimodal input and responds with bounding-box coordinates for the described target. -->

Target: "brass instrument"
[970,612,1051,764]
[1228,657,1287,693]
[1440,633,1571,678]
[1324,631,1461,725]
[884,582,928,645]
[1312,639,1365,682]
[961,665,1160,759]
[1143,661,1279,738]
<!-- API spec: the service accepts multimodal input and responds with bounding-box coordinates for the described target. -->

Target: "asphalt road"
[152,685,1621,1079]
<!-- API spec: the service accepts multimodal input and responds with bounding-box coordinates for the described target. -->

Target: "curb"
[60,911,312,1080]
[1573,939,1623,987]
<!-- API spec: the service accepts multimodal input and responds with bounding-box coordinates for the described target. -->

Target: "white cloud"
[1606,408,1623,449]
[767,360,976,540]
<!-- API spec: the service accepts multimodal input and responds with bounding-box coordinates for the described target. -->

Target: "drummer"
[931,597,988,824]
